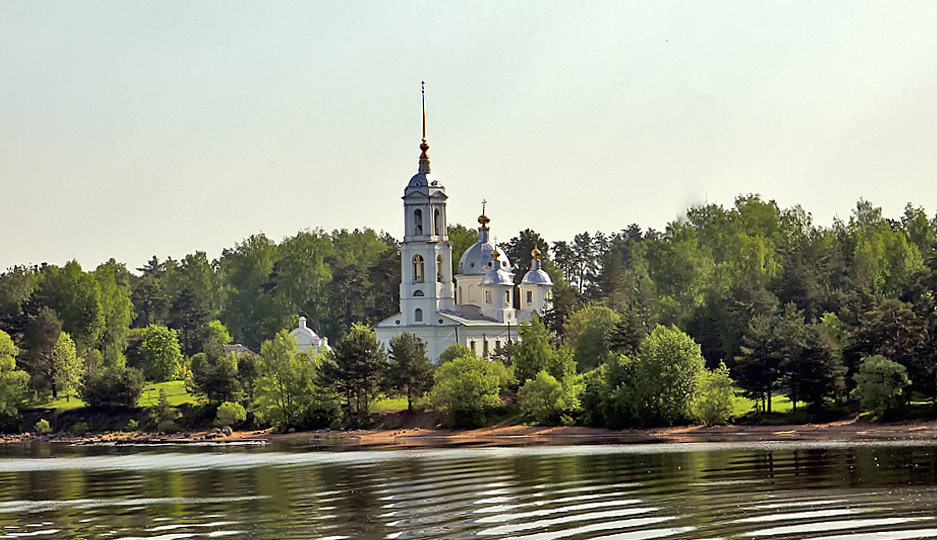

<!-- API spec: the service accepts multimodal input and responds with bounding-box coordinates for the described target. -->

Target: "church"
[374,117,553,362]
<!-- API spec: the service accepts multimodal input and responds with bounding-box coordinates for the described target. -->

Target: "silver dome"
[458,242,512,275]
[522,268,552,286]
[480,266,514,286]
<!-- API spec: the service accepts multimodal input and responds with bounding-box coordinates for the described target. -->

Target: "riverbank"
[7,418,937,447]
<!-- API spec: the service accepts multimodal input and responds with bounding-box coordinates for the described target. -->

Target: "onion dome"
[480,248,514,286]
[458,211,512,275]
[522,247,553,285]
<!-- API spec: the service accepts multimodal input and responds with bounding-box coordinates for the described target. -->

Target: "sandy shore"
[8,418,937,448]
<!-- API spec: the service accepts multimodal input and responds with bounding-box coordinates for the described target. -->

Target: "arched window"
[504,291,511,306]
[412,254,424,283]
[413,209,423,235]
[526,290,533,304]
[485,290,492,304]
[434,209,442,236]
[413,290,424,297]
[414,308,423,322]
[437,255,444,282]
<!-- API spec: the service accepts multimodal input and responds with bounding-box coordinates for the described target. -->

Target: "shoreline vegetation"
[5,196,937,436]
[7,418,937,448]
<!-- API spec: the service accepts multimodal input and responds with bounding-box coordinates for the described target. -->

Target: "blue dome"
[458,242,512,275]
[522,268,552,286]
[481,266,514,286]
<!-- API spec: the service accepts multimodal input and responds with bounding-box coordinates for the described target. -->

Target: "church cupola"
[520,247,553,315]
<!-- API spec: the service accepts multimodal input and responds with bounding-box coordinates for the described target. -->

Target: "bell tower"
[398,82,455,325]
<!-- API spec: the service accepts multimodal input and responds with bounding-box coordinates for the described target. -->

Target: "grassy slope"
[35,380,200,411]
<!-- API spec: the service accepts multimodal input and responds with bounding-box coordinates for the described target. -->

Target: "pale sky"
[3,2,937,271]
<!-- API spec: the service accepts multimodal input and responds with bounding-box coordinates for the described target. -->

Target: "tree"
[691,362,736,426]
[851,355,910,418]
[513,318,575,384]
[79,365,144,408]
[517,370,581,425]
[503,229,550,285]
[255,331,338,428]
[386,333,434,412]
[140,325,183,382]
[430,355,500,427]
[734,313,782,413]
[324,323,386,426]
[438,343,475,364]
[564,305,621,370]
[0,330,29,420]
[216,401,247,427]
[93,259,134,367]
[188,352,241,404]
[20,307,64,397]
[632,325,706,425]
[51,332,83,402]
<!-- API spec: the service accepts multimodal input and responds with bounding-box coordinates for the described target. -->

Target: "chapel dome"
[458,241,512,275]
[290,316,321,341]
[480,265,514,286]
[522,267,552,286]
[521,248,552,286]
[407,172,440,188]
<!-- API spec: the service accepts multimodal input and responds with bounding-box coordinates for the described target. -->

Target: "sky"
[2,2,937,272]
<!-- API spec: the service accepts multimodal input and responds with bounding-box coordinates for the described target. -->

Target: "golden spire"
[418,81,430,174]
[478,199,490,230]
[492,246,501,261]
[531,247,541,260]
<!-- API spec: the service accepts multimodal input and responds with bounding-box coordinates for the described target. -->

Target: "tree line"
[1,195,936,429]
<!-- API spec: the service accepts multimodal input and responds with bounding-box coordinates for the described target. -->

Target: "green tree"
[51,332,83,402]
[430,355,500,427]
[386,333,434,412]
[564,305,621,370]
[632,325,706,425]
[851,355,911,418]
[324,323,386,426]
[255,331,338,428]
[140,325,183,382]
[20,307,64,397]
[0,330,29,420]
[517,370,581,425]
[216,401,247,427]
[93,259,134,367]
[188,352,241,404]
[438,343,475,364]
[691,362,736,426]
[79,365,144,408]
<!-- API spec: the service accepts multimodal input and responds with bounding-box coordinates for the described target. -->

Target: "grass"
[372,395,409,413]
[732,393,794,418]
[138,380,200,407]
[35,380,200,411]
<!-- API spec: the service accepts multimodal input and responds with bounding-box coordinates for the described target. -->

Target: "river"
[1,440,937,539]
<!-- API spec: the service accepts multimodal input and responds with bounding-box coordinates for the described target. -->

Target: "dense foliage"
[4,196,937,429]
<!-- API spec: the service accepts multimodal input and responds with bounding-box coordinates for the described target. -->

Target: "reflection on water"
[0,441,936,539]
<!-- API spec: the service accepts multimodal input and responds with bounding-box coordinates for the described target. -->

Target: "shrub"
[80,366,144,408]
[148,389,181,432]
[691,362,737,426]
[430,355,500,427]
[126,419,139,431]
[518,371,568,424]
[34,419,52,434]
[851,355,910,419]
[68,422,90,435]
[157,420,180,434]
[216,401,247,427]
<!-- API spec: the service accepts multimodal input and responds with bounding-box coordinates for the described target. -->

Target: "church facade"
[374,131,553,362]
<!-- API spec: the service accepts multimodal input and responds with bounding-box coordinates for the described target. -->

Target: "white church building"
[375,124,553,362]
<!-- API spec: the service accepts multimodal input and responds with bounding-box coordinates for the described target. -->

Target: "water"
[2,440,937,539]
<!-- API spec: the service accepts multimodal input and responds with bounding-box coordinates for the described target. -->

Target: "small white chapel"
[375,100,553,362]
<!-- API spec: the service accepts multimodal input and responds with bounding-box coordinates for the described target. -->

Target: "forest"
[1,194,936,431]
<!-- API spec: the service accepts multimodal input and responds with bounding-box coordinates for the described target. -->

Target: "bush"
[851,355,910,419]
[691,363,737,426]
[80,366,144,408]
[148,389,181,432]
[126,419,139,431]
[216,401,247,427]
[68,422,90,435]
[430,355,501,427]
[157,420,180,434]
[517,371,581,424]
[34,419,52,434]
